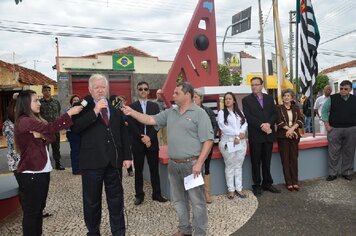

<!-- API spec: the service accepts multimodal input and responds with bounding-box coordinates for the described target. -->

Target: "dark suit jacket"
[242,93,277,143]
[71,96,131,169]
[276,104,304,139]
[128,100,160,152]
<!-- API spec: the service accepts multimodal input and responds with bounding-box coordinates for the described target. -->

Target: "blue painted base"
[143,146,355,200]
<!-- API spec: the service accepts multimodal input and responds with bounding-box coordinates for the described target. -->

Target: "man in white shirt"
[314,85,332,134]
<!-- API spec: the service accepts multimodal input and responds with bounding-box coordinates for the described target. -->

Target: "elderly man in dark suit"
[71,74,132,236]
[242,77,281,197]
[128,81,167,205]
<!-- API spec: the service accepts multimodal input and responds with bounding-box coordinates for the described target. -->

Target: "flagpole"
[273,0,278,103]
[295,7,299,102]
[310,80,315,137]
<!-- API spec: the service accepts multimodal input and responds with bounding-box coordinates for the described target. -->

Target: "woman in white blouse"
[218,92,248,199]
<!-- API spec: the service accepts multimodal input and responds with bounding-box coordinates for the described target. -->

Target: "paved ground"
[1,138,355,235]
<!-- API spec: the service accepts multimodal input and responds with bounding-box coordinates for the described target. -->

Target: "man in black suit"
[242,77,281,197]
[71,74,132,236]
[128,81,167,205]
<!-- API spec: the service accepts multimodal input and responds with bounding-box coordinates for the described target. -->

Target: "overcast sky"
[0,0,355,81]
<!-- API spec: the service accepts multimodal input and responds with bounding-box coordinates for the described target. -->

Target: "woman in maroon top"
[14,90,82,236]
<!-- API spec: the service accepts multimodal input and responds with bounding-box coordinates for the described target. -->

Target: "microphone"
[100,96,108,109]
[81,99,88,107]
[72,95,91,108]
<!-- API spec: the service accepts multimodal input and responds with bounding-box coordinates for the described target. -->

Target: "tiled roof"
[81,46,153,58]
[320,60,356,74]
[0,60,57,87]
[240,51,256,59]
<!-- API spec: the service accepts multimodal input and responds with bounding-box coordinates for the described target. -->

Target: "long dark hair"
[15,90,40,125]
[223,92,245,125]
[6,99,17,123]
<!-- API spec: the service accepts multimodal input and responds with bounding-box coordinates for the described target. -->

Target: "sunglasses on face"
[138,88,149,92]
[339,87,349,91]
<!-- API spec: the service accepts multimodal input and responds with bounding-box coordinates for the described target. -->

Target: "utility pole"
[55,37,59,76]
[289,11,296,82]
[258,0,267,89]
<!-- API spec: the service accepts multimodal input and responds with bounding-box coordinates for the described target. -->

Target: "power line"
[319,29,356,46]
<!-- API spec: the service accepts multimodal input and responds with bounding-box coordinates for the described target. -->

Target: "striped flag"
[298,0,320,96]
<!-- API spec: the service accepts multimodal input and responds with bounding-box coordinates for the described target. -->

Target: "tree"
[315,74,329,94]
[231,73,243,86]
[218,64,232,86]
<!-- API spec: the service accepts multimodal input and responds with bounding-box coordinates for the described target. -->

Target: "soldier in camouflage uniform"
[40,85,65,170]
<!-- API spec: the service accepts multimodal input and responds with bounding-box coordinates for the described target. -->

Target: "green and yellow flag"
[113,54,134,70]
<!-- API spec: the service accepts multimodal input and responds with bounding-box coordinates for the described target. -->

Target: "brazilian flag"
[113,54,134,70]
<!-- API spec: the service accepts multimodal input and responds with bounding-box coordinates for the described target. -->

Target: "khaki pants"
[157,127,167,146]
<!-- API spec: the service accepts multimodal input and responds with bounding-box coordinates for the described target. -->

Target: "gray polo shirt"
[153,103,213,159]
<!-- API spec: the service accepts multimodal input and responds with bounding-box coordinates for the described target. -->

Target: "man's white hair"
[88,74,110,96]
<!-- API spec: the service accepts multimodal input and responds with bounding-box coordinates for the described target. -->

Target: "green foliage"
[316,74,329,93]
[218,64,232,86]
[231,73,243,86]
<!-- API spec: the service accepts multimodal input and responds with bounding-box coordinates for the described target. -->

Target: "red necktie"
[101,108,109,127]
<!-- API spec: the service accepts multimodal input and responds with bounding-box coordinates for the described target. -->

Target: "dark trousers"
[132,148,161,198]
[51,132,61,163]
[17,172,50,236]
[66,131,80,173]
[248,141,273,187]
[82,164,125,236]
[277,138,300,185]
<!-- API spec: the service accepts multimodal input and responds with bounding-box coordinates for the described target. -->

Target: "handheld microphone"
[81,99,88,107]
[100,96,108,110]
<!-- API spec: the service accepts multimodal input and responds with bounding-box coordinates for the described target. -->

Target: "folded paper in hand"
[184,174,204,190]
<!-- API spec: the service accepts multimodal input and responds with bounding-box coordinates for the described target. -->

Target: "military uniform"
[40,97,63,169]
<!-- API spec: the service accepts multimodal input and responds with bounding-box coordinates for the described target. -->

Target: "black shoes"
[134,197,144,205]
[326,175,352,181]
[55,163,65,170]
[326,175,337,181]
[253,185,281,196]
[263,185,281,193]
[152,195,168,203]
[342,175,352,181]
[252,186,262,197]
[135,195,168,205]
[42,212,52,218]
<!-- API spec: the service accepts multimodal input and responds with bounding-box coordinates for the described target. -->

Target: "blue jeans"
[168,160,208,236]
[304,116,313,133]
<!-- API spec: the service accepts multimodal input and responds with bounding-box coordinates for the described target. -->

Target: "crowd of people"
[2,74,355,236]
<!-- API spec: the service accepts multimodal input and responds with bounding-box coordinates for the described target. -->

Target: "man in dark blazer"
[242,77,281,197]
[128,81,167,205]
[71,74,132,236]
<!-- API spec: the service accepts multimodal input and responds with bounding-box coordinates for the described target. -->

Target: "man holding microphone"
[71,74,132,236]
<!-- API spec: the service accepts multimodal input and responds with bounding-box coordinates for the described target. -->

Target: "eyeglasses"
[138,88,149,91]
[339,87,349,91]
